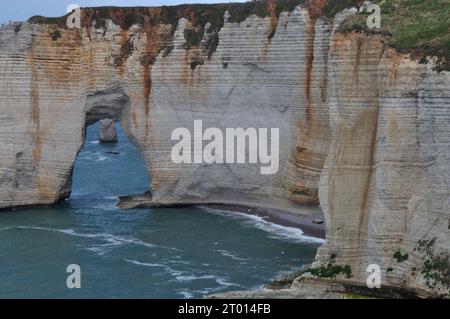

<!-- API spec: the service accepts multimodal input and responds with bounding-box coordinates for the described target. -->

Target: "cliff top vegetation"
[339,0,450,72]
[26,0,449,71]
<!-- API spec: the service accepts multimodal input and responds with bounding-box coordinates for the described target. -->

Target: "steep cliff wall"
[1,1,333,212]
[0,0,448,297]
[312,32,450,298]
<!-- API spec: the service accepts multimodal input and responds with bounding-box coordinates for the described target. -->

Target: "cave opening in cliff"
[70,117,151,204]
[67,90,152,204]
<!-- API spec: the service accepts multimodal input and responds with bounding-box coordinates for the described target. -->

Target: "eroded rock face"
[315,32,450,297]
[0,1,448,297]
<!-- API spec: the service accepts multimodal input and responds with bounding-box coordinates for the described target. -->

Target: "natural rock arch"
[40,89,151,208]
[0,2,448,297]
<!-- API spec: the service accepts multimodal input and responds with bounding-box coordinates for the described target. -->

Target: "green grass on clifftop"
[338,0,450,72]
[29,0,450,70]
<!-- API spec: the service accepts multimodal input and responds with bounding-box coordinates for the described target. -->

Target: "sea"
[0,122,322,298]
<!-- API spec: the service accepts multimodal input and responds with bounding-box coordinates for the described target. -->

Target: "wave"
[125,259,213,282]
[7,226,161,250]
[175,275,239,288]
[205,208,325,244]
[3,226,180,259]
[68,194,118,202]
[124,259,241,288]
[125,259,173,269]
[124,259,183,277]
[215,277,241,288]
[178,290,194,299]
[0,226,15,231]
[77,151,110,162]
[217,250,248,261]
[174,275,217,282]
[105,196,120,200]
[92,202,118,211]
[181,282,243,298]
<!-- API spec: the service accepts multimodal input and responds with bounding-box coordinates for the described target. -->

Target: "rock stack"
[99,119,118,144]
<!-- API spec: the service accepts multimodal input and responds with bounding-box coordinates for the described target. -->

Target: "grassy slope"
[338,0,450,72]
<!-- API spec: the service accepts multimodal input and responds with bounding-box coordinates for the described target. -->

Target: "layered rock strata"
[0,0,448,297]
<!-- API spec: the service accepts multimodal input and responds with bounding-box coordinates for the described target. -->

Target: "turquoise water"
[0,123,321,299]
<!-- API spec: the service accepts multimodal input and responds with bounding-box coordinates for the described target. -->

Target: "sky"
[0,0,244,24]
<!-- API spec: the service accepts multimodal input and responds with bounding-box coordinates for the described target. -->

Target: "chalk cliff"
[0,0,448,298]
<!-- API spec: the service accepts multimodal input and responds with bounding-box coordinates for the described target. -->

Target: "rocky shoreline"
[201,203,325,240]
[119,194,326,240]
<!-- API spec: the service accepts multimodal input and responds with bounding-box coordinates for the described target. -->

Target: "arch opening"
[70,90,151,203]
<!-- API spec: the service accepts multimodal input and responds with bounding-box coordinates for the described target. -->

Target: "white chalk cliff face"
[0,2,448,297]
[313,32,450,298]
